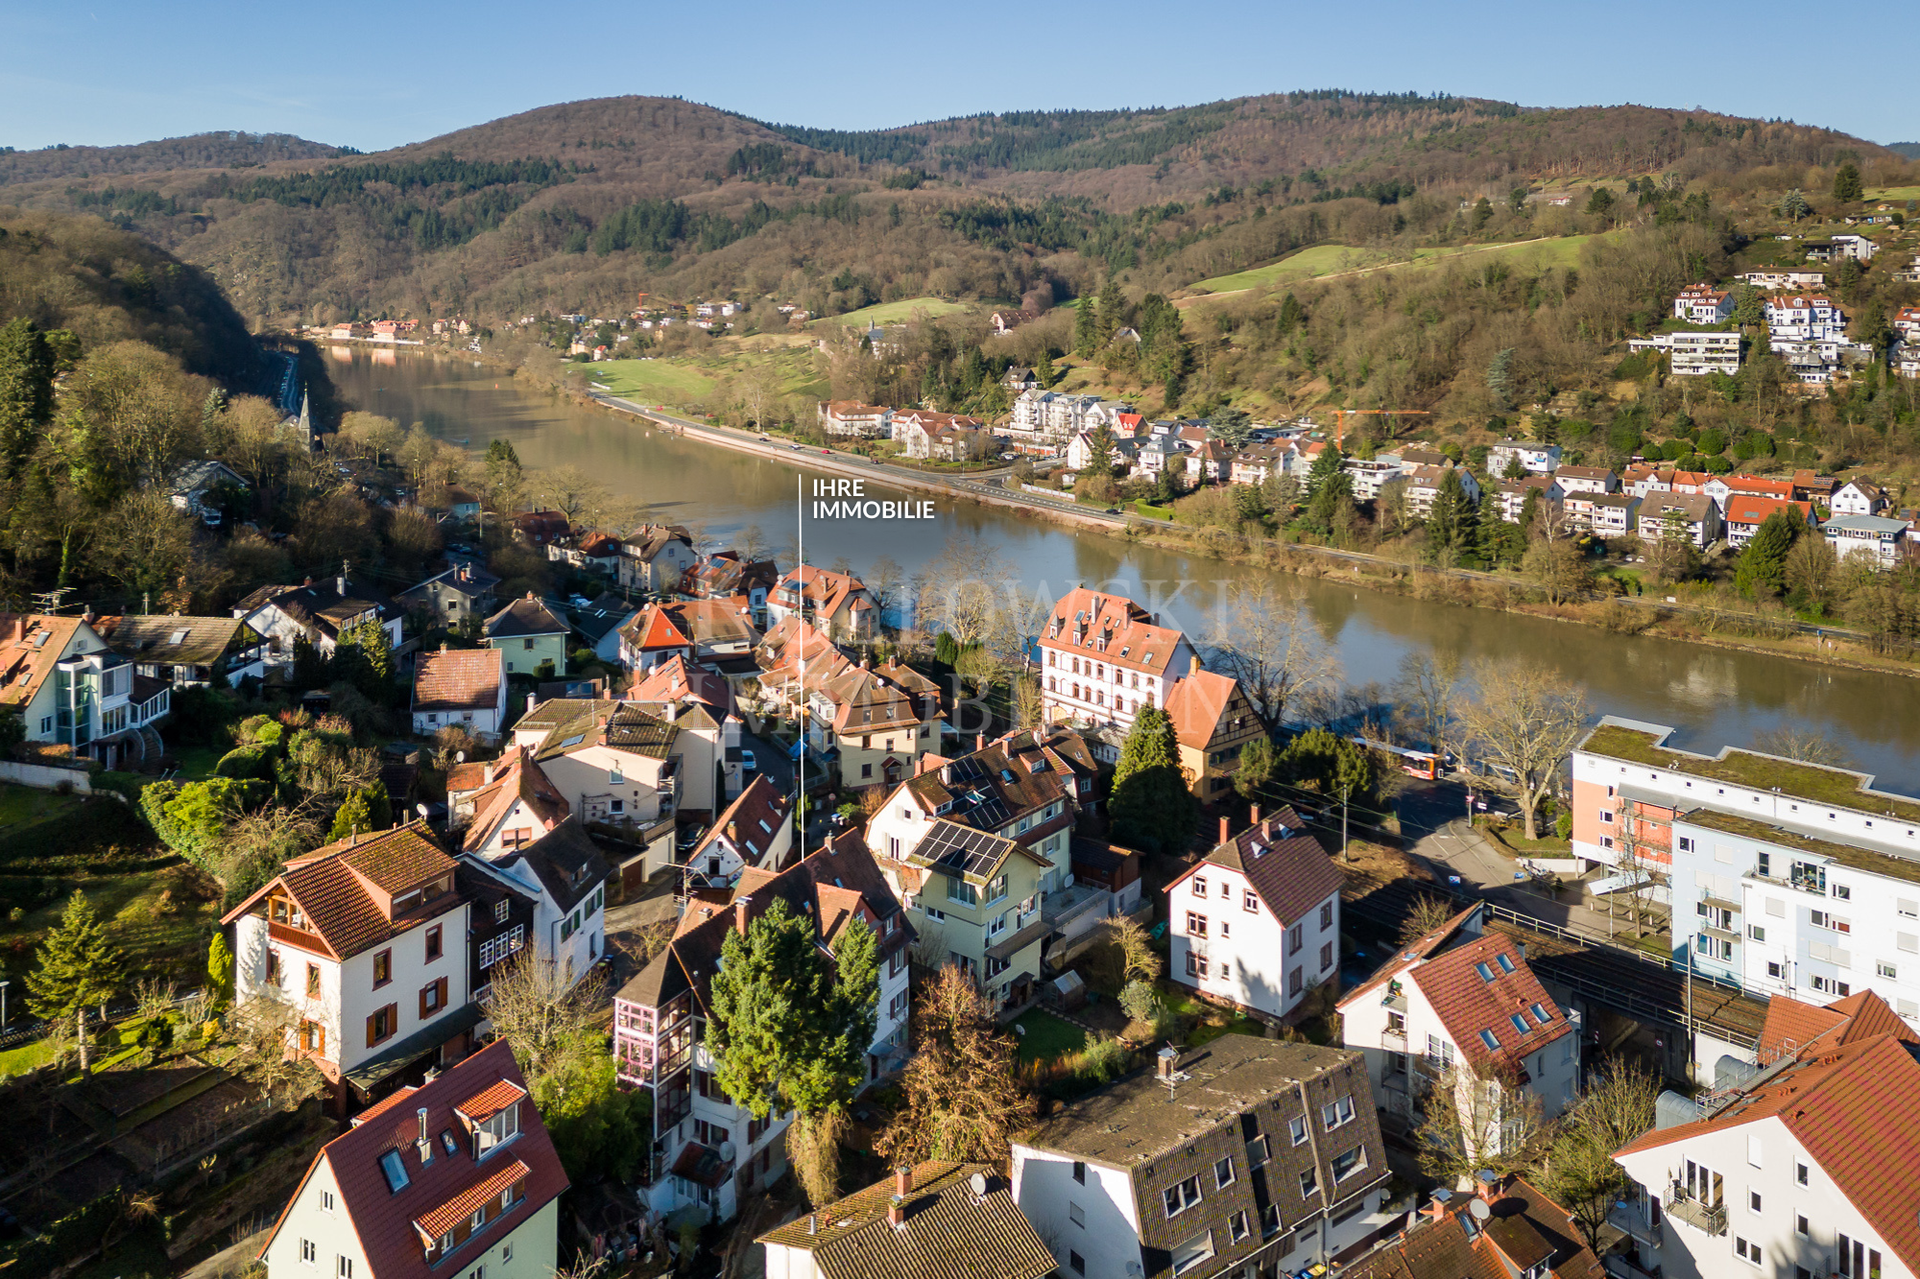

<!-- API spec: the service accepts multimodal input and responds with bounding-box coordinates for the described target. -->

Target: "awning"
[983,918,1051,962]
[345,1002,484,1093]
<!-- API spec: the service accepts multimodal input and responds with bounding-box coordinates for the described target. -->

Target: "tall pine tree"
[28,890,125,1071]
[1109,706,1198,854]
[0,318,56,483]
[1734,509,1801,598]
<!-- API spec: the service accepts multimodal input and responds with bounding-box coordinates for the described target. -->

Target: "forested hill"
[2,91,1901,328]
[0,132,353,186]
[0,207,266,387]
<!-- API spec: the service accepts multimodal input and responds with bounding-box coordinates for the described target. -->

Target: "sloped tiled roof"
[1039,587,1189,676]
[234,575,400,642]
[412,646,505,714]
[1346,1176,1602,1279]
[1723,495,1812,528]
[620,602,694,652]
[602,703,678,758]
[462,749,570,854]
[94,614,252,667]
[1337,903,1485,1009]
[1756,988,1918,1062]
[1403,933,1574,1078]
[628,653,733,716]
[259,1040,566,1278]
[1175,809,1343,928]
[0,614,86,710]
[758,1162,1054,1279]
[481,818,611,914]
[1162,669,1248,750]
[687,775,792,870]
[483,594,568,640]
[222,822,458,960]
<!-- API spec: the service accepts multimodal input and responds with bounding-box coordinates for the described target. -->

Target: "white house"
[1037,587,1197,731]
[1637,492,1722,549]
[1486,440,1562,476]
[1765,295,1847,344]
[0,612,170,768]
[1337,902,1579,1144]
[458,816,609,992]
[1626,330,1743,376]
[255,1039,567,1279]
[410,644,508,741]
[234,573,405,669]
[613,834,912,1222]
[1554,465,1617,496]
[1824,514,1906,567]
[1673,283,1735,324]
[675,774,794,891]
[1738,269,1825,291]
[1490,475,1564,526]
[1612,992,1920,1279]
[1012,1036,1397,1279]
[220,823,476,1108]
[1829,480,1889,517]
[1167,811,1344,1021]
[1721,496,1815,548]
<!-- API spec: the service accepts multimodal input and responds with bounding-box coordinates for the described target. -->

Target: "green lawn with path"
[591,343,829,410]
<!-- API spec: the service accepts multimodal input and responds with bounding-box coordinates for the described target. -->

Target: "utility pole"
[1339,782,1352,862]
[1684,940,1696,1085]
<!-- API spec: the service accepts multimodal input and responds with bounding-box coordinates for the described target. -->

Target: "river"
[330,348,1920,791]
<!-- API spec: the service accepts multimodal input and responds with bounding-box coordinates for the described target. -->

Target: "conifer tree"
[27,891,125,1072]
[0,318,56,483]
[1109,706,1198,854]
[1072,298,1097,357]
[207,933,234,1004]
[1734,509,1800,598]
[1832,163,1863,204]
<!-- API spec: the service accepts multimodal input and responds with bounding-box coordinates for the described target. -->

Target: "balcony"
[1382,1027,1407,1051]
[1664,1183,1726,1236]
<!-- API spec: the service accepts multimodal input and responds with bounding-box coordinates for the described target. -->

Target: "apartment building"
[1824,514,1907,567]
[1163,670,1267,801]
[255,1040,566,1279]
[1167,810,1344,1021]
[1765,295,1847,343]
[532,700,682,830]
[1337,903,1579,1143]
[1012,1036,1396,1279]
[1637,493,1723,549]
[221,823,475,1108]
[458,814,609,990]
[1404,465,1482,520]
[1486,440,1562,476]
[1721,496,1816,548]
[1490,475,1565,526]
[766,564,878,642]
[0,612,170,768]
[612,834,911,1222]
[1554,465,1618,496]
[1571,717,1920,1020]
[1737,269,1825,291]
[1612,992,1920,1279]
[618,523,699,594]
[818,400,892,438]
[1037,587,1197,732]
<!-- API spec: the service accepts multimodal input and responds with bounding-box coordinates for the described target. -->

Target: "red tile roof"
[1346,1175,1601,1279]
[260,1040,566,1277]
[411,645,504,713]
[1401,933,1573,1078]
[1162,669,1244,750]
[1756,989,1918,1063]
[1722,495,1813,528]
[1039,587,1189,676]
[622,603,694,652]
[1169,809,1343,927]
[1617,1032,1920,1275]
[0,614,86,710]
[462,750,570,854]
[223,823,459,959]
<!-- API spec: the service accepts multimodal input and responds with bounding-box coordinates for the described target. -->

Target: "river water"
[330,348,1920,791]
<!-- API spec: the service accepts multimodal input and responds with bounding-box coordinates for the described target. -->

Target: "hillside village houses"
[1722,494,1816,548]
[1637,492,1723,549]
[1673,282,1735,324]
[611,832,911,1223]
[766,564,878,641]
[235,572,405,670]
[1167,809,1345,1021]
[1824,513,1909,567]
[1830,479,1889,516]
[484,593,570,679]
[1486,440,1562,476]
[1737,267,1826,290]
[95,612,268,689]
[1337,902,1579,1140]
[1627,329,1743,376]
[0,612,172,767]
[411,643,509,741]
[1490,475,1564,526]
[619,523,699,594]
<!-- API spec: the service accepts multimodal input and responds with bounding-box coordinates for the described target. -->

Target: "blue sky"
[4,2,1913,153]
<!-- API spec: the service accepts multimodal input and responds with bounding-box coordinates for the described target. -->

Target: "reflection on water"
[331,350,1920,792]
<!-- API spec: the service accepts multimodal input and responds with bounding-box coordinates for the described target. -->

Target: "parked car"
[740,749,758,772]
[820,448,833,455]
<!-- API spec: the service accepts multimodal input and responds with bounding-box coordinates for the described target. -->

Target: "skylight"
[1474,962,1495,982]
[559,734,586,749]
[1479,1030,1500,1050]
[379,1148,410,1193]
[1496,953,1516,974]
[1531,1003,1552,1022]
[1510,1014,1531,1035]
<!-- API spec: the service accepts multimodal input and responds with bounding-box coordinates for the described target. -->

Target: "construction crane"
[1328,408,1431,450]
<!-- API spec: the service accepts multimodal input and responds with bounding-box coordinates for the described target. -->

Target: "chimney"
[440,642,449,653]
[1475,1170,1500,1204]
[894,1165,911,1200]
[734,894,751,936]
[416,1106,433,1163]
[1156,1046,1179,1080]
[337,571,348,596]
[887,1195,905,1228]
[1250,804,1260,826]
[727,821,739,846]
[975,733,985,753]
[1219,816,1230,846]
[1424,1188,1453,1222]
[1262,817,1272,840]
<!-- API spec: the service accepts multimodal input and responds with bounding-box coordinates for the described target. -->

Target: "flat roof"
[1678,808,1920,886]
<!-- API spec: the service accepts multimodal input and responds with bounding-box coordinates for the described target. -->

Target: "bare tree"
[1456,658,1588,841]
[864,556,905,633]
[1544,1060,1660,1249]
[483,956,609,1086]
[918,536,1020,653]
[876,965,1034,1166]
[227,999,323,1102]
[1202,581,1342,726]
[1393,651,1462,758]
[1412,1061,1545,1189]
[1397,894,1459,947]
[785,1106,849,1209]
[1753,724,1855,769]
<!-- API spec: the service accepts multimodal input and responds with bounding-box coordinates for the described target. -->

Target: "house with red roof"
[1167,809,1345,1021]
[1038,587,1197,732]
[616,601,696,672]
[221,823,476,1110]
[1344,1173,1602,1279]
[766,564,877,642]
[1337,902,1578,1150]
[1163,670,1267,802]
[410,644,507,741]
[1612,990,1920,1279]
[1721,494,1817,547]
[256,1038,566,1279]
[1673,282,1735,324]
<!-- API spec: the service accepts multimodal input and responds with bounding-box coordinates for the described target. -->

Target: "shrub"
[214,745,273,781]
[1119,980,1163,1025]
[1074,1035,1134,1087]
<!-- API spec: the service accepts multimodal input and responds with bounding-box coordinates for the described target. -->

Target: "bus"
[1349,736,1445,781]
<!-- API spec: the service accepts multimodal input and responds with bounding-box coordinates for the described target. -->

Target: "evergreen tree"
[1276,293,1304,335]
[1779,189,1812,222]
[706,898,877,1119]
[1471,197,1494,230]
[335,618,395,699]
[1109,706,1198,854]
[1734,509,1800,598]
[1232,737,1277,799]
[207,933,234,1004]
[1832,163,1863,204]
[1094,275,1123,347]
[1034,351,1056,387]
[1486,348,1516,411]
[1584,188,1616,220]
[1209,408,1254,449]
[1083,421,1116,479]
[0,318,56,482]
[1072,298,1097,357]
[27,891,125,1071]
[329,788,376,840]
[1303,443,1345,496]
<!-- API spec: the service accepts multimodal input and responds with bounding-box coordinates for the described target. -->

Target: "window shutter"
[437,977,448,1010]
[366,1012,379,1047]
[419,984,431,1018]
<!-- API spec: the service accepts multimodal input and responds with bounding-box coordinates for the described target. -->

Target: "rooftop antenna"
[31,586,76,615]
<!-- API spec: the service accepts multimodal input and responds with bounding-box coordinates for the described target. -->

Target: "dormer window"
[476,1102,520,1157]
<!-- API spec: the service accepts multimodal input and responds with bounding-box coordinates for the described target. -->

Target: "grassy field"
[1189,235,1603,297]
[590,342,828,410]
[1867,186,1920,204]
[0,865,219,987]
[810,296,971,328]
[1011,1010,1087,1063]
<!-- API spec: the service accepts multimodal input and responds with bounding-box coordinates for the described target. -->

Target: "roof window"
[1531,1003,1551,1022]
[1479,1029,1500,1050]
[1474,962,1495,982]
[1510,1014,1531,1035]
[1495,953,1516,974]
[379,1148,410,1193]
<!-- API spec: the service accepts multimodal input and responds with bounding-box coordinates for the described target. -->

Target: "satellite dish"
[416,803,430,819]
[455,751,466,763]
[1469,1199,1491,1221]
[718,1141,736,1162]
[968,1172,989,1197]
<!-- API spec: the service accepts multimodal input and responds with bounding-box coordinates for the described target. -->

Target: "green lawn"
[0,867,219,987]
[0,784,83,833]
[589,359,721,403]
[0,1038,52,1078]
[1011,1010,1087,1064]
[811,296,972,328]
[1867,186,1920,204]
[592,343,829,411]
[1189,234,1606,297]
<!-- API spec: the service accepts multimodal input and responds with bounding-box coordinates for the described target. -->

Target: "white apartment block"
[1765,295,1847,344]
[1571,717,1920,1024]
[1037,587,1196,732]
[1824,515,1907,568]
[1485,440,1562,476]
[1167,812,1343,1021]
[1674,283,1735,324]
[1630,330,1743,376]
